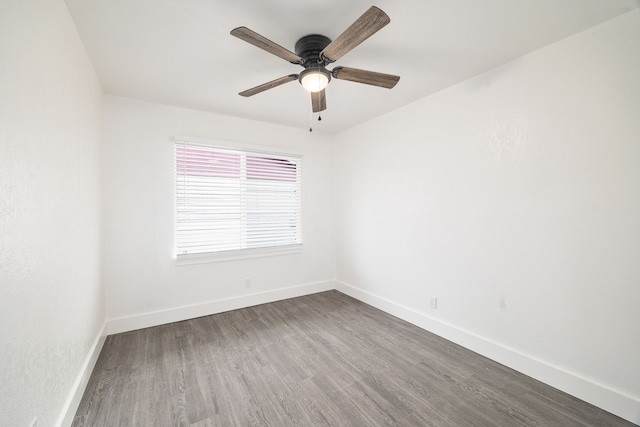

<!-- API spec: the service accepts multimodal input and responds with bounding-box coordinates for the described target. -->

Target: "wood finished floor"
[73,291,635,426]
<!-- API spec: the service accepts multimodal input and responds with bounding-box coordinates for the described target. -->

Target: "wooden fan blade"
[320,6,390,63]
[231,27,303,64]
[332,67,400,89]
[239,75,298,97]
[311,89,326,113]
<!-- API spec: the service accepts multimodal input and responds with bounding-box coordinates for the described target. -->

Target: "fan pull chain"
[309,90,324,131]
[315,89,322,125]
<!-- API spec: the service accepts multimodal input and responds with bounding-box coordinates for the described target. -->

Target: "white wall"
[0,1,105,426]
[334,9,640,421]
[103,96,335,330]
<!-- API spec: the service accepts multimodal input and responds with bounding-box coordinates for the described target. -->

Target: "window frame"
[173,136,303,265]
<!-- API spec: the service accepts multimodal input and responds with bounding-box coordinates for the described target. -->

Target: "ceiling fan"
[230,6,400,115]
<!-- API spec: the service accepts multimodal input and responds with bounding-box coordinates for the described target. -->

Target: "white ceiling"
[65,0,639,133]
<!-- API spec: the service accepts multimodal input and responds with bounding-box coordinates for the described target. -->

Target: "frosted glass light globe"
[300,69,330,92]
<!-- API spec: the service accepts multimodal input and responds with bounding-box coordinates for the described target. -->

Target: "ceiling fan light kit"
[299,68,331,92]
[231,6,400,120]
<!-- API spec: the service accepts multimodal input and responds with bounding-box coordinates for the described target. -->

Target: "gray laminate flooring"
[73,290,635,426]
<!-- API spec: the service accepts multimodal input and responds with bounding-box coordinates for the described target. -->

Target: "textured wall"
[0,1,104,426]
[335,9,640,407]
[102,96,335,322]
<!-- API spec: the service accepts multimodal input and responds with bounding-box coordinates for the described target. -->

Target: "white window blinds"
[175,141,302,256]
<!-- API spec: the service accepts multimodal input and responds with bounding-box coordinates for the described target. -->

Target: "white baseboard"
[56,321,107,427]
[106,280,336,335]
[335,280,640,425]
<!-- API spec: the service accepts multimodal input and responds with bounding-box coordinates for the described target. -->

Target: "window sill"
[174,244,303,265]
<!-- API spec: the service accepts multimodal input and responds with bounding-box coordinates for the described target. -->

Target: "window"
[175,140,302,259]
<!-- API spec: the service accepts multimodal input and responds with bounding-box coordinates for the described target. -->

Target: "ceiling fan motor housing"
[295,34,332,67]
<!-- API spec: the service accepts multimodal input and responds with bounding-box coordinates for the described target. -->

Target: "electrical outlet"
[430,296,438,309]
[499,297,507,309]
[244,278,252,288]
[30,417,38,427]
